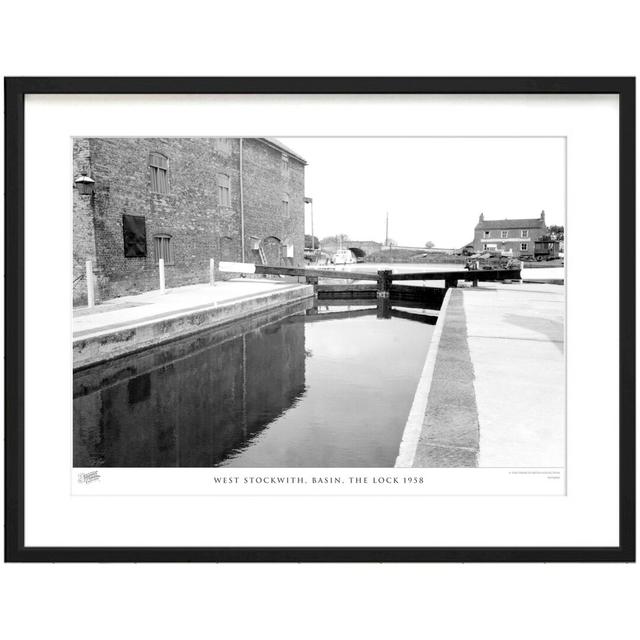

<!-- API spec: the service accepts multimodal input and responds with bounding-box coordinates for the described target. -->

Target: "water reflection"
[74,297,436,468]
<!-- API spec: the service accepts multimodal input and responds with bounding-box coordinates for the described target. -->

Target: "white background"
[1,2,638,639]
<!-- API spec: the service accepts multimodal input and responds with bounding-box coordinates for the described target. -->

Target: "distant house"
[473,211,548,257]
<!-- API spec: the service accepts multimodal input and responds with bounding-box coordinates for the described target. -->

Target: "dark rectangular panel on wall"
[122,214,147,257]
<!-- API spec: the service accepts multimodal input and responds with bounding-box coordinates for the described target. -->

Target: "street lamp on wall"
[74,171,95,196]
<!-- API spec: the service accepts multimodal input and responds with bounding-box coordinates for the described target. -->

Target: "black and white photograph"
[72,135,565,471]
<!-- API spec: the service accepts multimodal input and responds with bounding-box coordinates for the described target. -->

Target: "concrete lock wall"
[72,138,306,305]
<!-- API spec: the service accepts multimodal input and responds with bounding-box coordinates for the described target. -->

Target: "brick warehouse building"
[472,211,549,257]
[73,137,306,305]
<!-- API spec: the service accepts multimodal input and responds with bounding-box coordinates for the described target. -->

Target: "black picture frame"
[4,77,635,563]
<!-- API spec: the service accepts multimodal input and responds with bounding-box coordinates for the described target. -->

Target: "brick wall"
[72,138,305,304]
[243,138,305,267]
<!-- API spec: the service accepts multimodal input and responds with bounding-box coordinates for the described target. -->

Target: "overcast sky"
[285,137,565,248]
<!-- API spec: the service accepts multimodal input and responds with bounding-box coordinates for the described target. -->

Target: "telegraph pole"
[385,211,389,247]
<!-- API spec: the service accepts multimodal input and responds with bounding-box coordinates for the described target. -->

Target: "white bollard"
[210,258,215,286]
[159,258,165,293]
[85,260,95,308]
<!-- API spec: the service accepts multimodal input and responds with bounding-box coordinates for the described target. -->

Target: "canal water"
[73,297,437,468]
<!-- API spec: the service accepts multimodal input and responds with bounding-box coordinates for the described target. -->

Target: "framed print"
[4,77,635,562]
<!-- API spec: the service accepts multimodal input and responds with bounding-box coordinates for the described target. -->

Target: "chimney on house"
[479,212,484,222]
[541,210,545,222]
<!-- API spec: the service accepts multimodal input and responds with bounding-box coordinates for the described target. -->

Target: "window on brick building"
[521,229,529,238]
[218,174,231,207]
[282,193,289,217]
[483,230,490,238]
[149,152,169,194]
[520,243,528,251]
[501,230,508,238]
[122,214,147,258]
[154,234,174,265]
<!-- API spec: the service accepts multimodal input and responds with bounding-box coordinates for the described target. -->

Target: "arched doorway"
[260,236,283,265]
[348,247,366,262]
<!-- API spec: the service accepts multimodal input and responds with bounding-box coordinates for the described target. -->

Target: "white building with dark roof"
[473,211,548,257]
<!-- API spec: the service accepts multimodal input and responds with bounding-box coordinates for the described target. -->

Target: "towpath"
[397,281,565,468]
[73,279,314,368]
